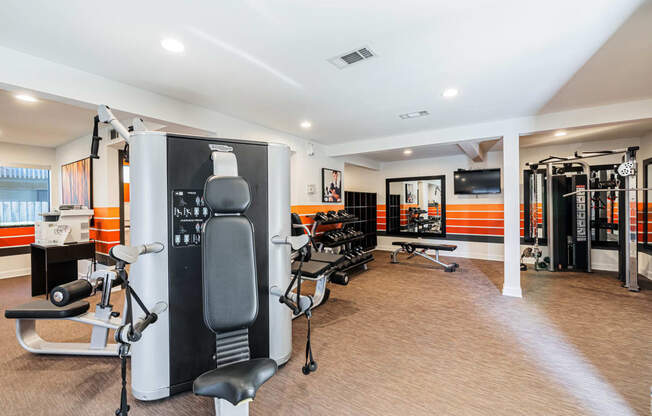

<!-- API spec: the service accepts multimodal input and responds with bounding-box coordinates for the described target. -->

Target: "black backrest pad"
[204,176,251,213]
[202,176,258,333]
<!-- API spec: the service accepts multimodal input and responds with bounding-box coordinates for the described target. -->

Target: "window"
[0,166,50,226]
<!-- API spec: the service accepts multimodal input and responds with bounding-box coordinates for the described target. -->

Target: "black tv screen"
[454,169,501,194]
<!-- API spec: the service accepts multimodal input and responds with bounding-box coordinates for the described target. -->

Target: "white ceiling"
[0,0,647,146]
[0,88,213,147]
[0,89,96,147]
[519,118,652,148]
[540,0,652,114]
[359,142,464,162]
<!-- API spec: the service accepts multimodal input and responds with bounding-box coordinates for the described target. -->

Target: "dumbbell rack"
[308,215,374,273]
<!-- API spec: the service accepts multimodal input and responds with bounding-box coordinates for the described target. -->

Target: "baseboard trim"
[502,285,523,298]
[0,267,30,279]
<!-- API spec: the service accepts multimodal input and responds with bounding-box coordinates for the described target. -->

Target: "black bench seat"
[310,251,345,265]
[291,260,332,278]
[392,241,457,251]
[5,299,90,319]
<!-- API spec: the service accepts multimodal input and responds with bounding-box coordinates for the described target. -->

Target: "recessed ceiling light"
[15,94,38,103]
[403,149,413,155]
[300,121,312,129]
[161,38,185,53]
[399,110,429,119]
[554,131,567,137]
[442,88,459,98]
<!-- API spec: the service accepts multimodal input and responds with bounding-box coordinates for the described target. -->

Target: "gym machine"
[523,147,646,291]
[95,105,295,406]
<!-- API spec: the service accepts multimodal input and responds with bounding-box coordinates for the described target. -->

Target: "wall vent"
[328,46,376,69]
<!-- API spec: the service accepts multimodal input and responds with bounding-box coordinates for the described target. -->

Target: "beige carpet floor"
[1,253,650,415]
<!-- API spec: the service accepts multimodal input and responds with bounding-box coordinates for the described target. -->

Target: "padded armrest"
[5,299,90,319]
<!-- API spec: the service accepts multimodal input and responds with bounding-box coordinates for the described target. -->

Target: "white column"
[502,132,522,297]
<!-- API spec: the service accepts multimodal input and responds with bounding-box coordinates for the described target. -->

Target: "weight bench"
[390,241,459,272]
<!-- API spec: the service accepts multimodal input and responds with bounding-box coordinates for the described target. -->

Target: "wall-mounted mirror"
[385,175,446,238]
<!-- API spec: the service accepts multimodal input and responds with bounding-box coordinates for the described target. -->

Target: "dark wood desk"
[30,242,96,297]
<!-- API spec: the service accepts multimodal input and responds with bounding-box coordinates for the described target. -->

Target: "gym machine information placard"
[575,184,587,242]
[171,189,211,247]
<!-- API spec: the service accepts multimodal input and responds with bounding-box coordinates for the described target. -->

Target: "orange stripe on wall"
[447,204,504,211]
[446,226,504,236]
[0,236,35,247]
[448,211,504,220]
[93,218,120,230]
[94,207,120,217]
[0,226,35,237]
[93,230,121,241]
[447,219,504,227]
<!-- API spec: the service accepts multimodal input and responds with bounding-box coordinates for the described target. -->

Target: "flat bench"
[390,241,459,272]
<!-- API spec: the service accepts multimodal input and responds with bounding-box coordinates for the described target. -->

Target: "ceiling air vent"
[329,46,376,69]
[399,111,429,120]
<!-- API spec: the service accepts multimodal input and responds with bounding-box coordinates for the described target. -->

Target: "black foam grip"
[50,280,93,307]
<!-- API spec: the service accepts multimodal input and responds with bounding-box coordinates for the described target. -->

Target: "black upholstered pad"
[310,251,345,265]
[204,176,251,214]
[392,241,457,251]
[291,260,331,278]
[193,358,278,405]
[4,299,89,319]
[203,215,258,333]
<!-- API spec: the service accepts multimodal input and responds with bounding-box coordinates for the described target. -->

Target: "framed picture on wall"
[405,183,415,204]
[61,157,93,208]
[322,168,342,203]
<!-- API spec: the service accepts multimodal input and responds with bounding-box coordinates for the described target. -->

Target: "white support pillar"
[502,132,523,298]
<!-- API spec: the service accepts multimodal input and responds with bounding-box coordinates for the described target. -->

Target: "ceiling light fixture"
[161,38,185,53]
[300,121,312,129]
[399,110,429,119]
[442,88,459,98]
[554,131,567,137]
[15,94,38,103]
[403,149,413,155]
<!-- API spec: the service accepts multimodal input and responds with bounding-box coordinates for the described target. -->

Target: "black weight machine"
[522,147,644,291]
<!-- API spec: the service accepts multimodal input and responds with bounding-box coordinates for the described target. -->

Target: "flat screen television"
[454,169,501,194]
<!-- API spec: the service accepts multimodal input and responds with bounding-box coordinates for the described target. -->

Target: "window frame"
[0,165,52,228]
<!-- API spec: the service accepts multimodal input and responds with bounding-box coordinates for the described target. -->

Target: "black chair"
[193,176,277,408]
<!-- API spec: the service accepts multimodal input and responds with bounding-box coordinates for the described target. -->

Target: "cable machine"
[522,147,644,292]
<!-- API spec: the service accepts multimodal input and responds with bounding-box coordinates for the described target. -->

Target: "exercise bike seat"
[193,358,277,405]
[4,299,89,319]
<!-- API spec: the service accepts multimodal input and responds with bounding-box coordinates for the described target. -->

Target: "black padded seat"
[310,251,345,265]
[392,241,457,251]
[193,358,277,405]
[291,260,331,278]
[4,299,89,319]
